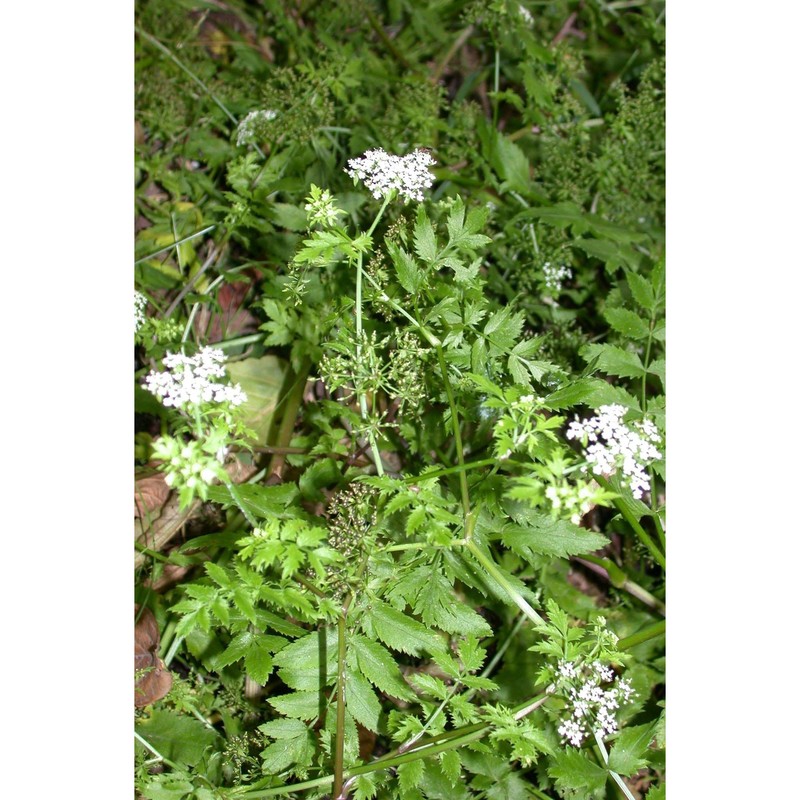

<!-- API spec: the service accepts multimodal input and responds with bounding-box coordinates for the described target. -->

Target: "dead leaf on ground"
[134,605,173,707]
[134,472,171,520]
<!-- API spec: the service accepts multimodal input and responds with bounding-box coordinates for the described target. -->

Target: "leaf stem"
[596,475,666,570]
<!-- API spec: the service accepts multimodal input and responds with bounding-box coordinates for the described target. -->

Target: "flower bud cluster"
[566,404,661,499]
[304,184,346,228]
[555,659,636,747]
[345,148,436,203]
[143,347,247,409]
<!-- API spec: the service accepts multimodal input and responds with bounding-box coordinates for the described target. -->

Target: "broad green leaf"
[350,634,415,700]
[139,774,195,800]
[135,709,219,768]
[205,482,299,520]
[604,307,650,340]
[363,598,445,657]
[500,503,609,558]
[581,343,647,379]
[548,749,608,792]
[259,718,308,740]
[573,238,635,270]
[493,135,530,194]
[224,355,287,445]
[645,783,666,800]
[346,669,383,732]
[608,721,658,775]
[268,202,309,231]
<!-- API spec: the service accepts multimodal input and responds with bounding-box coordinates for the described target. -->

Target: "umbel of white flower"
[345,148,436,203]
[556,660,636,747]
[566,404,661,499]
[143,347,247,409]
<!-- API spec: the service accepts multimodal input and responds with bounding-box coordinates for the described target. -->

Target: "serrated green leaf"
[493,135,530,194]
[260,729,315,773]
[268,690,322,720]
[346,669,383,731]
[398,758,426,794]
[268,202,309,231]
[627,271,655,311]
[439,749,461,786]
[645,783,666,800]
[267,691,324,720]
[259,718,308,740]
[353,772,380,800]
[581,343,647,379]
[604,307,650,340]
[272,628,337,690]
[351,634,415,700]
[548,749,608,792]
[363,598,444,657]
[608,721,657,775]
[298,457,342,501]
[413,205,437,264]
[387,239,423,293]
[501,503,609,558]
[573,237,635,270]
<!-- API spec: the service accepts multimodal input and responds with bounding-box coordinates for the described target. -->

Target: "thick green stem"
[618,620,665,651]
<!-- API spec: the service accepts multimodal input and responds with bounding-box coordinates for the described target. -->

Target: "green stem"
[464,538,545,626]
[435,346,470,517]
[333,613,348,798]
[575,555,666,616]
[618,620,665,651]
[596,475,666,570]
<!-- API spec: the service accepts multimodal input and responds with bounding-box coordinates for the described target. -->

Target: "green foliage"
[135,1,665,797]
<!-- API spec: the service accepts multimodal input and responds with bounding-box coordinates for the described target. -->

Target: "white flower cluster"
[345,147,436,203]
[236,109,278,146]
[543,262,572,292]
[518,4,534,26]
[556,660,636,747]
[566,404,662,499]
[143,347,247,409]
[134,291,147,333]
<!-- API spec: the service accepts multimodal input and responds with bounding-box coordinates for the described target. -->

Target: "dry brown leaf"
[134,472,171,519]
[134,605,173,707]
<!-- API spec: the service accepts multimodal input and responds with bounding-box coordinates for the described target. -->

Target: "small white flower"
[518,4,534,26]
[345,147,436,203]
[236,109,278,146]
[567,405,662,499]
[134,291,147,333]
[143,347,247,409]
[542,262,572,292]
[558,718,586,747]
